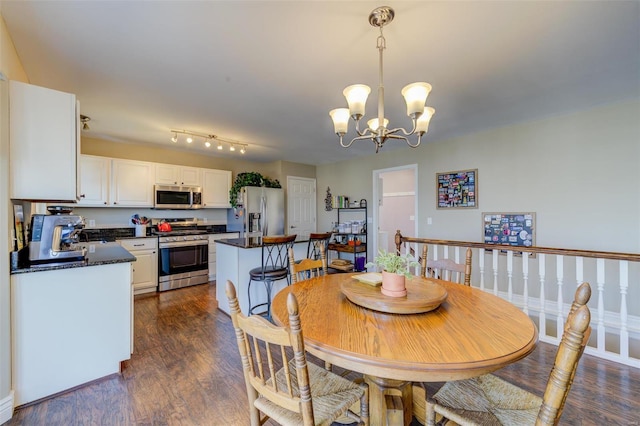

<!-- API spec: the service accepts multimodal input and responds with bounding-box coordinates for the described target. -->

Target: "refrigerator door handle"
[260,195,267,236]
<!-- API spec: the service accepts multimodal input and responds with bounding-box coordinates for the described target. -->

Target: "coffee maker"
[28,214,87,264]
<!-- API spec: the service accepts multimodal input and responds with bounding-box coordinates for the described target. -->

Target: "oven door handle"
[159,240,208,249]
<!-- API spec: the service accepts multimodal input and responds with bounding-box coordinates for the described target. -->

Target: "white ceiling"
[2,1,639,165]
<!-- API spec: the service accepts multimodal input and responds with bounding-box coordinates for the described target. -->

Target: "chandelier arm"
[385,120,418,136]
[384,133,423,148]
[353,118,373,137]
[341,133,379,148]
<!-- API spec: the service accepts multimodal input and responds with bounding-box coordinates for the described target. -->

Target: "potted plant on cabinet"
[229,172,281,209]
[366,250,419,297]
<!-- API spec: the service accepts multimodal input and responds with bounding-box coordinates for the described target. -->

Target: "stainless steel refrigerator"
[226,187,285,237]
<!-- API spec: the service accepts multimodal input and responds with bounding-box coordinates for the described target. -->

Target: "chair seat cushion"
[432,374,542,425]
[249,266,289,281]
[254,361,364,426]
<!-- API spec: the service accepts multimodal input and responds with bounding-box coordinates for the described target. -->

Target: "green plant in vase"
[366,250,419,297]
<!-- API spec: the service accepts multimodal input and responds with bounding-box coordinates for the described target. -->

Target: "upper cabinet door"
[202,169,232,208]
[9,81,78,201]
[155,164,180,185]
[77,155,110,206]
[111,159,155,207]
[179,166,202,186]
[155,164,201,186]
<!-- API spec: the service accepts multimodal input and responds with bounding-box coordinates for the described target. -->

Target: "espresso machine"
[28,213,87,264]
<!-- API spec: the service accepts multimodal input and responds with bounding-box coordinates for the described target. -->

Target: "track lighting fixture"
[169,129,249,154]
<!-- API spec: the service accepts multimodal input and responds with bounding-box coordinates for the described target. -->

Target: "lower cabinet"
[208,233,239,281]
[11,263,131,406]
[119,238,158,295]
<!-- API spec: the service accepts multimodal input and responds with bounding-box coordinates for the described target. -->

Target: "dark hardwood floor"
[5,282,640,425]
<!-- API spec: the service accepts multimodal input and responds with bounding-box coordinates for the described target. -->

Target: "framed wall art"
[436,169,477,209]
[482,212,536,256]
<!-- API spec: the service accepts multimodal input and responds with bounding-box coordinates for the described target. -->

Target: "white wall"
[1,6,30,421]
[317,99,640,255]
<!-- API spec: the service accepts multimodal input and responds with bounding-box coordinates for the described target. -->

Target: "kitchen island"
[215,236,308,315]
[10,243,135,406]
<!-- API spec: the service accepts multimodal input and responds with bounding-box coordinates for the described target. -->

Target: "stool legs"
[247,279,276,321]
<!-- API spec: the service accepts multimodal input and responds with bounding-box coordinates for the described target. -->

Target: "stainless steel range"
[152,218,209,292]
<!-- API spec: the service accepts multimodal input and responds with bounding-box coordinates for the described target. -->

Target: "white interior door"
[287,176,316,240]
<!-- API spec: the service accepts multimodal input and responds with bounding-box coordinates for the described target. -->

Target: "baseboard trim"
[0,390,14,424]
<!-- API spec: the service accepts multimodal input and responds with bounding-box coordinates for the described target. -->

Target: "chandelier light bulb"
[401,82,432,118]
[415,107,435,133]
[367,117,389,132]
[329,108,350,135]
[343,84,371,119]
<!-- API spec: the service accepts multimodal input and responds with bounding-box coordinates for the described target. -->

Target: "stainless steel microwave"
[154,185,203,209]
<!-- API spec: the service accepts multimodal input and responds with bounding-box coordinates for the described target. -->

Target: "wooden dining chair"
[289,245,327,284]
[424,247,472,285]
[225,280,370,426]
[425,282,592,426]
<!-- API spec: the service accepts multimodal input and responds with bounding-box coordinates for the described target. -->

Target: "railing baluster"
[619,260,629,359]
[507,250,513,302]
[575,256,584,288]
[522,252,529,315]
[479,248,485,291]
[539,253,546,340]
[492,249,499,296]
[556,255,564,338]
[596,259,605,354]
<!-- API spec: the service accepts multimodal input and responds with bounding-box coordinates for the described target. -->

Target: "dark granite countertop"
[11,242,136,275]
[216,236,309,249]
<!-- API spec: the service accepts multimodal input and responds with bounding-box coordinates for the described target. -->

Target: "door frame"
[372,164,418,257]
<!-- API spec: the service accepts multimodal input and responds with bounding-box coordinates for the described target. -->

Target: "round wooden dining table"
[271,273,538,426]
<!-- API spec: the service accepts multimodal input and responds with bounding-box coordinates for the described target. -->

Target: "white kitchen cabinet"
[208,232,239,280]
[111,159,155,207]
[202,169,232,208]
[11,263,131,405]
[119,238,158,295]
[77,155,110,206]
[9,80,80,202]
[155,164,202,186]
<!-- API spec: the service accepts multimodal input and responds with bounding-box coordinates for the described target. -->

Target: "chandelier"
[329,6,435,153]
[170,129,247,154]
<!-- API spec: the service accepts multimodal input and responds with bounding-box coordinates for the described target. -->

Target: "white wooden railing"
[395,232,640,369]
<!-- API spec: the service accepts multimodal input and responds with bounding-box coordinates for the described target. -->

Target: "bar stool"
[306,232,332,260]
[247,234,297,320]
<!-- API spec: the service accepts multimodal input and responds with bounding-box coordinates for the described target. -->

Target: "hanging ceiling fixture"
[329,6,435,153]
[169,129,248,154]
[80,114,91,130]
